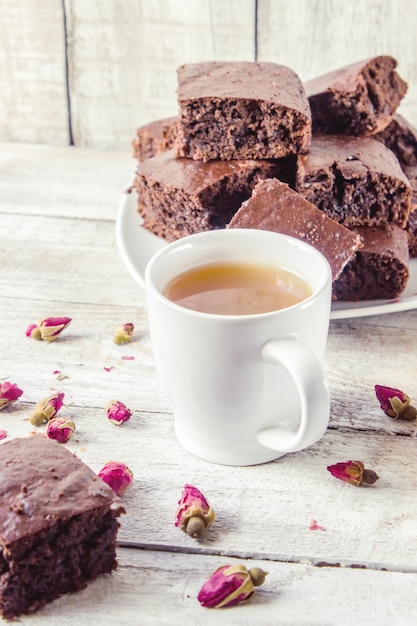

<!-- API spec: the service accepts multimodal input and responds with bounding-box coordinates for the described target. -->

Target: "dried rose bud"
[26,323,42,340]
[0,381,23,410]
[114,322,135,345]
[175,484,215,538]
[105,400,132,425]
[327,460,379,486]
[26,316,72,342]
[97,461,133,495]
[197,564,268,608]
[46,417,75,443]
[29,392,65,426]
[375,384,417,421]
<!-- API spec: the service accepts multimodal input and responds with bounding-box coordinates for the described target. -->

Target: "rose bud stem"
[362,469,379,485]
[248,567,268,587]
[185,516,206,538]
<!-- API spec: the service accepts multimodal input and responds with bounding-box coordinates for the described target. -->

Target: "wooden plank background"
[1,0,417,150]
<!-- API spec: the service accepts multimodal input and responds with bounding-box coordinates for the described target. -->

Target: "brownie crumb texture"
[130,56,416,301]
[0,435,123,619]
[132,117,178,162]
[332,225,410,301]
[305,55,407,136]
[295,134,412,228]
[374,113,417,169]
[134,150,285,241]
[403,163,417,255]
[175,61,311,161]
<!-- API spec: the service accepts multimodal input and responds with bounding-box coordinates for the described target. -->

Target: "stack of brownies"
[132,56,417,300]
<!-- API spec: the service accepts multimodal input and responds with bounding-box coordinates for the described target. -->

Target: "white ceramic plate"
[116,189,417,320]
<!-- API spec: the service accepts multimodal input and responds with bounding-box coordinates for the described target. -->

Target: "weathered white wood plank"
[2,396,417,570]
[0,143,133,220]
[3,143,417,624]
[22,547,417,625]
[326,320,417,436]
[2,290,417,436]
[0,0,69,145]
[62,421,417,570]
[1,207,417,429]
[64,0,256,149]
[2,304,417,438]
[257,0,417,124]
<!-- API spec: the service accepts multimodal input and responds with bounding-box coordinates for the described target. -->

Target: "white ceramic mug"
[145,228,332,466]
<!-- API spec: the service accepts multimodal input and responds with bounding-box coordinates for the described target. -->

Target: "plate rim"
[116,189,417,321]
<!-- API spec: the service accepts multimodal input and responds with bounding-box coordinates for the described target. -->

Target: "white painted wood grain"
[0,143,133,220]
[22,548,417,625]
[257,0,417,125]
[64,0,255,149]
[0,0,69,145]
[4,395,417,569]
[3,0,417,150]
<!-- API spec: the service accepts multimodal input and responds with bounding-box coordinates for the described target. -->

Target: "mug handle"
[257,336,330,453]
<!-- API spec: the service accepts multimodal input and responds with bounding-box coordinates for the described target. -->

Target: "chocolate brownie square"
[0,435,123,619]
[295,134,412,228]
[134,150,285,241]
[374,113,417,169]
[132,117,178,162]
[332,225,409,300]
[175,61,311,161]
[228,178,362,280]
[305,56,407,136]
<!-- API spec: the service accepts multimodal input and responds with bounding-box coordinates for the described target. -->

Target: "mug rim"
[144,228,332,320]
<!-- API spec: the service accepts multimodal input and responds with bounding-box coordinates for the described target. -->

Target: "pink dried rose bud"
[97,461,133,495]
[0,382,23,410]
[374,384,417,421]
[29,392,65,426]
[105,400,132,425]
[46,417,76,443]
[26,316,72,342]
[114,322,135,345]
[175,484,215,538]
[327,460,379,486]
[197,564,268,608]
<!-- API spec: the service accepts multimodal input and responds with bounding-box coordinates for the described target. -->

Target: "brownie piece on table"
[134,150,285,241]
[305,56,407,136]
[295,134,412,228]
[132,117,178,162]
[332,225,409,301]
[175,61,311,162]
[0,435,123,619]
[374,113,417,169]
[227,178,362,280]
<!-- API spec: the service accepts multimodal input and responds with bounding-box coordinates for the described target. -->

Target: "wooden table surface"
[1,142,417,625]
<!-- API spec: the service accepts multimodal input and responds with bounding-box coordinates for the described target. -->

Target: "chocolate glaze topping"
[177,61,311,117]
[299,134,410,184]
[0,435,117,547]
[305,56,401,97]
[351,224,409,262]
[135,150,280,194]
[228,178,362,280]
